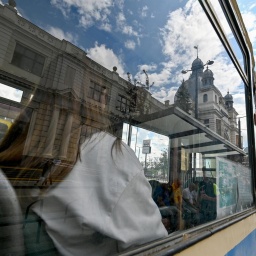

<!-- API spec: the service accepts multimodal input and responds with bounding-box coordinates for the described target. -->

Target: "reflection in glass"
[209,0,245,69]
[0,0,254,255]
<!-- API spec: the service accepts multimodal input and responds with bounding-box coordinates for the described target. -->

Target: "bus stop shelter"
[131,106,246,182]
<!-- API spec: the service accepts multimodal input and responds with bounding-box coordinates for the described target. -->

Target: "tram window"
[0,0,255,255]
[208,0,245,70]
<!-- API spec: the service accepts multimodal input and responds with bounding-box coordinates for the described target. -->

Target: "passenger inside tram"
[0,95,168,255]
[199,167,217,223]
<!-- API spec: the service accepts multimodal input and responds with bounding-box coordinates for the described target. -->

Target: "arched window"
[215,95,217,103]
[203,94,208,102]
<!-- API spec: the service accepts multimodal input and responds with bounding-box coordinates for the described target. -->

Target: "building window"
[224,128,230,141]
[216,119,221,135]
[203,94,208,102]
[88,81,108,104]
[11,43,45,76]
[204,119,210,128]
[215,95,217,103]
[116,94,131,113]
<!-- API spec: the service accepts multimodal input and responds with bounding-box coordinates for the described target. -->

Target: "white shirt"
[182,187,194,204]
[33,132,167,255]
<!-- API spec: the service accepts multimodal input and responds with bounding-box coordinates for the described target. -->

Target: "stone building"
[174,57,240,147]
[0,2,167,165]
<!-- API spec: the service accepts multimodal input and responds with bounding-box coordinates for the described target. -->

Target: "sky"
[0,0,255,159]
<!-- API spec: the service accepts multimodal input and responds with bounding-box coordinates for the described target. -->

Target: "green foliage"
[175,82,192,113]
[144,149,168,179]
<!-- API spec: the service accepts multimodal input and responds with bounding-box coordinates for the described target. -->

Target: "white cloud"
[146,0,244,105]
[50,0,113,30]
[124,40,136,50]
[46,26,79,46]
[141,6,148,18]
[0,83,23,102]
[240,11,256,53]
[138,64,157,72]
[116,12,138,36]
[115,0,125,10]
[98,22,112,32]
[152,86,179,104]
[87,43,126,77]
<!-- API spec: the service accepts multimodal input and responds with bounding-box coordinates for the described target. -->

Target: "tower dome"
[191,57,204,71]
[203,67,214,78]
[224,91,233,109]
[202,66,214,87]
[224,91,233,100]
[190,57,204,79]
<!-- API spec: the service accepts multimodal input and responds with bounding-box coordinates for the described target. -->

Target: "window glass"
[0,0,254,255]
[11,43,45,76]
[0,83,23,102]
[203,94,208,102]
[209,0,246,70]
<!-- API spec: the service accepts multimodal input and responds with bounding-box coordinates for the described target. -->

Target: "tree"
[145,149,169,179]
[175,80,192,114]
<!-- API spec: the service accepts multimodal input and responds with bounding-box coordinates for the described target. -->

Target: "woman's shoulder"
[82,131,143,173]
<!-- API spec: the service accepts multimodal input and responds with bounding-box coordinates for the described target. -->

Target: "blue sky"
[0,0,255,156]
[1,0,255,108]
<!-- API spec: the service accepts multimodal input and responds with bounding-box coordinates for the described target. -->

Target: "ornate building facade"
[174,57,240,147]
[0,2,167,165]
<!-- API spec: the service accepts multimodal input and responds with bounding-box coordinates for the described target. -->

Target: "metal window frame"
[11,42,45,76]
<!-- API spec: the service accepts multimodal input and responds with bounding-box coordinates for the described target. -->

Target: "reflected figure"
[152,182,179,232]
[199,167,217,223]
[182,183,200,228]
[0,94,167,255]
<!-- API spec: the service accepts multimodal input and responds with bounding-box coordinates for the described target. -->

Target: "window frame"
[88,80,109,105]
[203,93,208,102]
[11,42,46,76]
[124,1,256,255]
[116,94,131,114]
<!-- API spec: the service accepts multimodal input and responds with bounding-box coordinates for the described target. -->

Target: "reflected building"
[174,57,240,147]
[0,2,167,166]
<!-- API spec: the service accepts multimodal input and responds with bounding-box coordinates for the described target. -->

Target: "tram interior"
[122,106,251,232]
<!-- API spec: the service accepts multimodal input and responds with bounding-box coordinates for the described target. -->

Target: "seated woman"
[0,95,167,255]
[152,182,179,232]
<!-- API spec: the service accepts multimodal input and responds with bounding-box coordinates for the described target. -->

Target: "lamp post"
[181,59,214,119]
[238,115,246,149]
[125,70,154,147]
[127,70,154,91]
[181,48,214,179]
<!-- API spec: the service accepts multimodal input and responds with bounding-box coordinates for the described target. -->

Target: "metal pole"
[238,118,241,148]
[194,69,198,176]
[193,153,196,179]
[127,123,132,147]
[145,153,147,169]
[195,69,198,119]
[134,127,138,153]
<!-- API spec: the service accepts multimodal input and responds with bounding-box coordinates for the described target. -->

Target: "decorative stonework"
[38,31,45,39]
[16,18,56,45]
[47,36,54,44]
[28,25,36,34]
[17,19,25,27]
[8,0,16,8]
